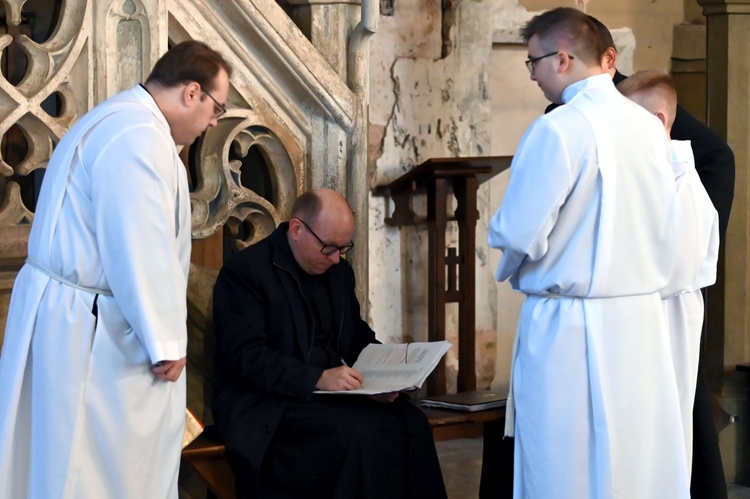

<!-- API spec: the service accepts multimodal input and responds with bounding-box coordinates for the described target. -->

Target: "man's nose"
[327,251,341,264]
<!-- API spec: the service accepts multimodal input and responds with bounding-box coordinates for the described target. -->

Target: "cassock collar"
[561,73,614,104]
[269,222,299,275]
[131,84,171,134]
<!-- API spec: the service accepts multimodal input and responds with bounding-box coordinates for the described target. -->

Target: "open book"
[315,340,452,395]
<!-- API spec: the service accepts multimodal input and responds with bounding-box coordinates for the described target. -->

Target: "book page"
[314,341,451,395]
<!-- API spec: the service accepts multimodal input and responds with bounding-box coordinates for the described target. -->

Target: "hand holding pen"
[315,358,363,391]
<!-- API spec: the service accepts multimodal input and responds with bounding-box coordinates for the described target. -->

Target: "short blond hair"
[617,70,677,130]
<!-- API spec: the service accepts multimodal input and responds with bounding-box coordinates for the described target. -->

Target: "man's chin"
[315,264,333,274]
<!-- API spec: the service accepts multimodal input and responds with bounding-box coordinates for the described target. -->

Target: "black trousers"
[690,354,727,499]
[234,395,446,499]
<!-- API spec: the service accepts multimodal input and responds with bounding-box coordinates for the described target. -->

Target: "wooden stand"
[374,156,511,395]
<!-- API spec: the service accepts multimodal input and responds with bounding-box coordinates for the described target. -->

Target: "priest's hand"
[316,366,364,391]
[151,357,187,382]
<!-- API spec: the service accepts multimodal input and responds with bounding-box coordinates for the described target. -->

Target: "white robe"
[489,74,689,499]
[0,85,191,499]
[662,140,719,473]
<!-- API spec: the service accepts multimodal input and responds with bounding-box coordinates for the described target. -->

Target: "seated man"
[211,188,447,498]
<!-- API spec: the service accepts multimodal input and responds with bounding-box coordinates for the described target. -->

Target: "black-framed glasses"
[525,51,574,73]
[295,218,354,256]
[201,87,227,118]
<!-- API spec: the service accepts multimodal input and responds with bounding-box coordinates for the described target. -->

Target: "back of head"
[616,70,677,130]
[588,15,615,53]
[521,7,605,68]
[146,40,232,92]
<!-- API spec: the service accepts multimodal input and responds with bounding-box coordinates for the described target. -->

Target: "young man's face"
[527,35,565,104]
[178,68,230,146]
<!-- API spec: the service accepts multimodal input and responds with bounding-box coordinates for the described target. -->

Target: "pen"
[340,357,349,367]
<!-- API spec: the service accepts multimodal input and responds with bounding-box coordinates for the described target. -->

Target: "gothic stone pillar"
[699,0,750,482]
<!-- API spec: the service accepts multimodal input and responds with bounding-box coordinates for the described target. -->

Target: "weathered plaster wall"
[368,0,496,391]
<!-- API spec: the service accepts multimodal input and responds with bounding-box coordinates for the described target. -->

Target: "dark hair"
[291,191,322,223]
[588,15,616,52]
[146,40,232,92]
[521,7,605,67]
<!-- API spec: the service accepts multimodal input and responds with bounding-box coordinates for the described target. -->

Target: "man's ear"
[655,111,668,129]
[288,218,302,240]
[602,47,617,71]
[182,81,201,107]
[558,51,574,73]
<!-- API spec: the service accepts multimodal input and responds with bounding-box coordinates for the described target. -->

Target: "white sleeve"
[488,117,575,282]
[89,120,188,362]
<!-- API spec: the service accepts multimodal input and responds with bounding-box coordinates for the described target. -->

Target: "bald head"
[288,189,355,275]
[292,188,353,228]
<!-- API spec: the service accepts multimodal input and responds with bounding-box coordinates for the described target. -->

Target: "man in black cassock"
[480,16,734,499]
[211,188,447,499]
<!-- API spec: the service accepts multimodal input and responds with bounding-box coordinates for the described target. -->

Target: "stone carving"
[0,0,89,231]
[191,118,297,249]
[0,0,318,252]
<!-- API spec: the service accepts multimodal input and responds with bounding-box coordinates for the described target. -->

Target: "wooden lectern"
[374,156,511,395]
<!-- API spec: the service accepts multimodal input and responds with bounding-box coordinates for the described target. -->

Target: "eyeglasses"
[185,82,227,118]
[295,218,354,256]
[525,51,574,73]
[201,87,227,118]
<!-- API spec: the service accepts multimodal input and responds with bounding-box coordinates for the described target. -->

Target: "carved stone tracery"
[0,0,88,233]
[0,0,342,262]
[190,117,298,250]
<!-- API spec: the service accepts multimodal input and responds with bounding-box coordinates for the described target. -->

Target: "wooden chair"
[181,427,235,499]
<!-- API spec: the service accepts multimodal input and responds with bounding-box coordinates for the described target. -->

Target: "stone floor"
[435,437,483,498]
[436,437,750,499]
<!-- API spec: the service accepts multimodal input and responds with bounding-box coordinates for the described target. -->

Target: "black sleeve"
[671,105,735,239]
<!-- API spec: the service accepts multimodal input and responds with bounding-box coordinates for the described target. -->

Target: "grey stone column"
[699,0,750,370]
[281,0,373,313]
[700,0,750,482]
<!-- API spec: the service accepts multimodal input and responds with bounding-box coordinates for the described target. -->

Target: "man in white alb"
[488,8,689,498]
[618,70,720,474]
[0,41,231,498]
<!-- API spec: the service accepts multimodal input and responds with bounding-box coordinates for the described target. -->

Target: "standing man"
[617,70,720,476]
[488,8,688,498]
[0,40,231,498]
[549,19,734,498]
[212,188,446,499]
